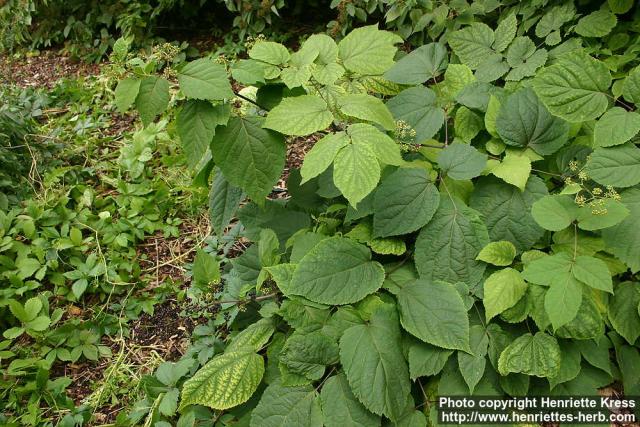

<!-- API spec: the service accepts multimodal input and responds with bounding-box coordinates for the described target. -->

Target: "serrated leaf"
[338,25,402,75]
[623,67,640,104]
[438,142,487,180]
[602,188,640,272]
[279,332,339,380]
[114,77,141,113]
[321,374,381,427]
[339,306,410,421]
[249,41,290,65]
[490,151,531,191]
[435,64,475,101]
[572,256,612,293]
[384,43,448,84]
[493,13,517,52]
[212,116,285,201]
[373,168,440,238]
[227,318,275,353]
[180,350,263,410]
[250,381,322,427]
[504,37,548,81]
[192,249,220,285]
[498,332,561,377]
[576,199,629,231]
[178,59,233,100]
[386,87,445,142]
[496,88,569,155]
[406,338,453,379]
[458,325,489,393]
[209,169,243,235]
[334,142,380,207]
[585,143,640,188]
[289,236,384,305]
[397,279,471,352]
[347,123,402,166]
[531,195,577,231]
[135,76,170,126]
[532,51,611,122]
[594,107,640,147]
[608,282,640,345]
[300,132,349,183]
[415,197,489,286]
[483,268,528,321]
[337,94,395,130]
[454,106,483,142]
[178,100,229,168]
[575,10,617,38]
[476,241,517,266]
[264,95,333,136]
[448,23,495,69]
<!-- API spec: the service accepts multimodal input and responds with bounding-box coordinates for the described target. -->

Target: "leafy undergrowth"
[0,52,219,425]
[113,2,640,427]
[3,1,640,426]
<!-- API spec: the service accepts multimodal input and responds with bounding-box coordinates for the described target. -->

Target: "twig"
[235,92,269,111]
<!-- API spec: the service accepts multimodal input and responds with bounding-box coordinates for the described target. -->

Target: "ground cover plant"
[2,0,640,425]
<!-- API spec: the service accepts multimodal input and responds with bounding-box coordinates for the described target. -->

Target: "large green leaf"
[114,77,141,113]
[489,151,531,191]
[437,142,487,180]
[532,51,611,122]
[448,23,496,69]
[457,325,489,393]
[397,279,471,352]
[264,95,334,136]
[337,94,395,131]
[212,116,285,201]
[178,58,234,100]
[483,268,528,321]
[496,88,569,155]
[493,13,517,52]
[250,381,322,427]
[279,332,339,380]
[608,282,640,345]
[333,142,380,207]
[373,168,440,238]
[406,338,453,379]
[180,350,263,410]
[320,374,381,427]
[347,124,402,166]
[602,188,640,272]
[476,241,516,266]
[339,306,410,421]
[498,332,561,377]
[300,132,349,183]
[209,168,244,236]
[178,100,229,168]
[289,236,384,305]
[386,87,445,142]
[414,197,489,286]
[338,25,402,75]
[593,107,640,147]
[249,41,290,65]
[531,195,577,231]
[470,176,547,252]
[384,43,448,84]
[575,10,617,37]
[585,143,640,188]
[135,76,170,126]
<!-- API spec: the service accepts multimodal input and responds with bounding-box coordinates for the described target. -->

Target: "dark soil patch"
[130,300,195,361]
[0,49,101,88]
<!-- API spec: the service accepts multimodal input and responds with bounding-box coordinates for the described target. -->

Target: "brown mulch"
[0,49,102,88]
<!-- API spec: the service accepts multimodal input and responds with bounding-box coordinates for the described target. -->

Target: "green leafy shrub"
[117,2,640,425]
